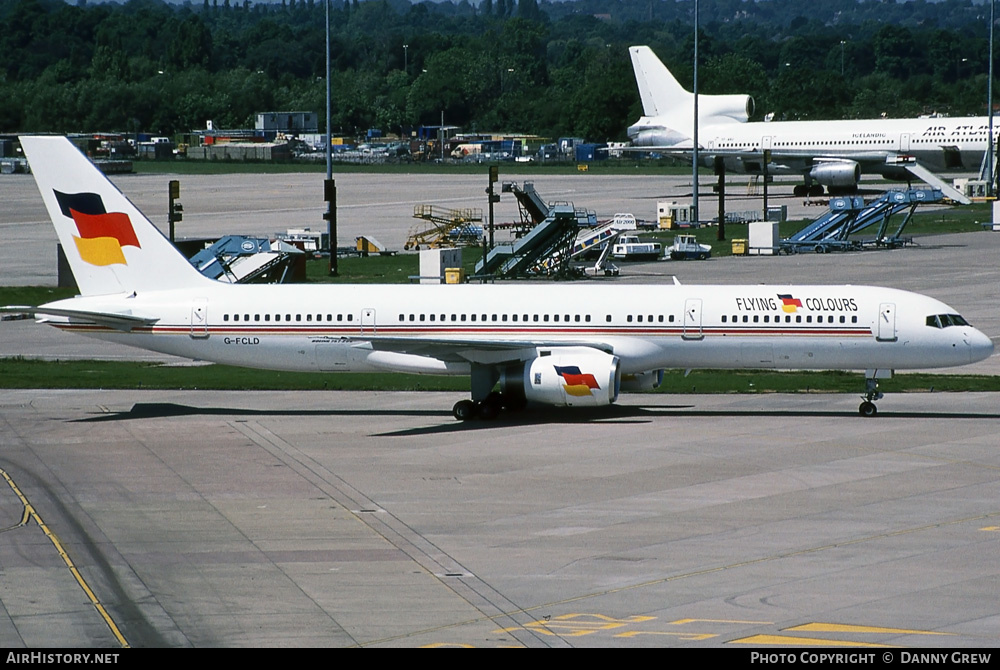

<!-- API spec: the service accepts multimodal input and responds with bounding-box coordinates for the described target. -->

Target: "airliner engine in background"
[3,137,993,420]
[627,45,995,199]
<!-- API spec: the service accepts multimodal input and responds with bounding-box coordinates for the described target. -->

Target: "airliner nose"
[968,328,995,364]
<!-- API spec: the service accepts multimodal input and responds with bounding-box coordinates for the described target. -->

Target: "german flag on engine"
[554,365,601,397]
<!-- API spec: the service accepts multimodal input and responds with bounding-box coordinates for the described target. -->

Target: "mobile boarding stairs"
[779,188,944,254]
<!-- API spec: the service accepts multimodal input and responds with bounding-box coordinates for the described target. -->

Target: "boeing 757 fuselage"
[4,136,993,420]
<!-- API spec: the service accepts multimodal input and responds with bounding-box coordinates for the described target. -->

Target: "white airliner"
[627,45,996,199]
[4,136,993,419]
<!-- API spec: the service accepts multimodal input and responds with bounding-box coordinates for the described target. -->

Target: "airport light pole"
[325,0,338,276]
[989,0,996,197]
[692,0,699,226]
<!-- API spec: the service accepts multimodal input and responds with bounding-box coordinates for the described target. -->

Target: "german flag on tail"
[55,190,141,266]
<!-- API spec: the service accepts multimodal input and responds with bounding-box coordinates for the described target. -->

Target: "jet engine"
[627,123,690,148]
[499,350,621,407]
[808,161,861,188]
[700,94,755,124]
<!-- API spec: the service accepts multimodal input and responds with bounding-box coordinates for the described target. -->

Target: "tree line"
[1,0,996,142]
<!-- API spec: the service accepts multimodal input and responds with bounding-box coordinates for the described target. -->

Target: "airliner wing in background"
[626,45,989,203]
[5,136,993,421]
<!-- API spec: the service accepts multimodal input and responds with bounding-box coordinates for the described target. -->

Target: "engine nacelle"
[619,369,664,392]
[809,161,861,188]
[627,123,690,148]
[500,350,621,407]
[700,94,755,124]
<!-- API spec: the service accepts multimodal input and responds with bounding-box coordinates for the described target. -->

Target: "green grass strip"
[1,358,996,394]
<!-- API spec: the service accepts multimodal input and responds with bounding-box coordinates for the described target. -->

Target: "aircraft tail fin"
[20,136,210,296]
[629,46,692,118]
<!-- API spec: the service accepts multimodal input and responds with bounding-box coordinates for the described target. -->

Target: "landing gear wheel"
[793,184,808,197]
[477,398,501,420]
[453,399,477,421]
[808,184,825,197]
[860,377,884,418]
[859,401,878,417]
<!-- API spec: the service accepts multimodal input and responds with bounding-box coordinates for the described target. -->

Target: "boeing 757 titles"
[627,45,996,200]
[2,136,993,419]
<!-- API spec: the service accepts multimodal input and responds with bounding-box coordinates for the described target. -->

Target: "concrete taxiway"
[2,389,1000,648]
[2,169,1000,647]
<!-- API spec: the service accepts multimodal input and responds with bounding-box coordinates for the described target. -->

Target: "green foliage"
[0,0,997,137]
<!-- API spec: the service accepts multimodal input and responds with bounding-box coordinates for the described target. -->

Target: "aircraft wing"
[0,305,159,332]
[348,334,614,364]
[624,143,893,165]
[622,145,972,201]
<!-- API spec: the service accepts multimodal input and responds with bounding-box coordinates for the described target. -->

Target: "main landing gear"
[452,392,526,421]
[793,183,826,197]
[859,377,884,417]
[453,395,499,420]
[453,364,527,421]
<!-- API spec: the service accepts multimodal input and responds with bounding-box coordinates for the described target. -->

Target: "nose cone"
[968,328,995,364]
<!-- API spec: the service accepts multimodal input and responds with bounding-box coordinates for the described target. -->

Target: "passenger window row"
[398,313,593,323]
[223,313,353,323]
[721,314,859,324]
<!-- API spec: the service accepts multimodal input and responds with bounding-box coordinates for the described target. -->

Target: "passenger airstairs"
[570,218,630,259]
[189,235,304,283]
[896,159,970,205]
[780,189,944,253]
[474,204,582,277]
[503,181,550,225]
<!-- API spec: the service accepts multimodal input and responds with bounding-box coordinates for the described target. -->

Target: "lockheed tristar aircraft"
[4,136,993,419]
[627,45,995,201]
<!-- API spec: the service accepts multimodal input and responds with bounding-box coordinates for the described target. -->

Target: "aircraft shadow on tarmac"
[74,401,1000,437]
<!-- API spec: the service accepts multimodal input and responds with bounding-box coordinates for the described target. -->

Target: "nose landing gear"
[859,377,884,417]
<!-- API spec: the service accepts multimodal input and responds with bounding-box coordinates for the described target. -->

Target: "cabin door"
[682,298,703,340]
[876,303,897,342]
[361,308,376,334]
[190,298,209,339]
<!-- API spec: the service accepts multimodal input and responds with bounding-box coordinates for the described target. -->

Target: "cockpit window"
[926,314,970,329]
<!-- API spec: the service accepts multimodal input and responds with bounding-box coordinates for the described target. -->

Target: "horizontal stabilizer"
[0,305,158,331]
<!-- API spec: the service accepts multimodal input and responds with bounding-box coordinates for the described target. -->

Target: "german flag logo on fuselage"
[777,293,803,313]
[55,190,140,266]
[554,365,601,397]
